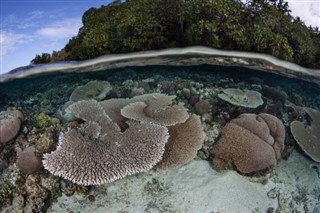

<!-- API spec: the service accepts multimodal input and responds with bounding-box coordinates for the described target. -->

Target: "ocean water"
[0,48,319,212]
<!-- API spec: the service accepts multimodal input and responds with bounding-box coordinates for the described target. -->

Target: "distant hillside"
[32,0,320,69]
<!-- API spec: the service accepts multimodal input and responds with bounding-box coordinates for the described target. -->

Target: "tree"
[45,0,320,68]
[31,53,51,64]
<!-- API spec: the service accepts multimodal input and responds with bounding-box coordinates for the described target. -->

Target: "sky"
[0,0,319,74]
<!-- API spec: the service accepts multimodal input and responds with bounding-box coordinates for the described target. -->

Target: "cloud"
[2,10,44,29]
[239,0,319,28]
[287,0,320,28]
[17,10,44,29]
[37,18,82,40]
[2,9,70,30]
[0,30,31,59]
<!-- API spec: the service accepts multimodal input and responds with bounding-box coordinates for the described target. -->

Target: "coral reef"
[217,88,263,108]
[212,113,285,174]
[0,109,24,144]
[290,107,320,162]
[1,64,319,212]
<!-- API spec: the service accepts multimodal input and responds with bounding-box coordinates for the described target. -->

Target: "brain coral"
[290,107,320,162]
[43,100,169,185]
[217,88,263,108]
[213,113,285,174]
[0,109,24,144]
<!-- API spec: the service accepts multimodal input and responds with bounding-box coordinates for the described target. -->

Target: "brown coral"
[0,109,24,144]
[259,113,285,160]
[43,100,169,185]
[261,85,288,102]
[155,115,205,170]
[194,100,211,115]
[17,146,42,175]
[212,113,285,174]
[230,113,275,146]
[290,107,320,162]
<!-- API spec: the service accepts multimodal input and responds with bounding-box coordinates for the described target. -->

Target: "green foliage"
[186,20,220,47]
[49,0,320,68]
[31,53,51,64]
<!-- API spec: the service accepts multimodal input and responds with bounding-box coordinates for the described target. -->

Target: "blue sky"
[0,0,113,74]
[1,0,319,74]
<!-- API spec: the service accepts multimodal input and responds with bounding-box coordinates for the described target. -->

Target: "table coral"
[43,100,169,185]
[217,88,263,108]
[70,80,112,102]
[290,107,320,162]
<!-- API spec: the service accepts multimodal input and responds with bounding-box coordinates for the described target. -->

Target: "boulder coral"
[0,109,24,144]
[213,113,285,174]
[17,146,42,175]
[194,100,211,115]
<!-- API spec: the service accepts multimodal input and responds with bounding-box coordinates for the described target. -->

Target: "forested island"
[31,0,320,69]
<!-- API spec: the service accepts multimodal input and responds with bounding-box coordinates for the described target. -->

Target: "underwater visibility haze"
[0,47,320,212]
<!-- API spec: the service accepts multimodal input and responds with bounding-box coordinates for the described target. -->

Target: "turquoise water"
[0,61,319,212]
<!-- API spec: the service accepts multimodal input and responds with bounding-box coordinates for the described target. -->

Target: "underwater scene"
[0,48,320,212]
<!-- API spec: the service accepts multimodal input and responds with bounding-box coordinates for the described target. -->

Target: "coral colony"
[43,94,205,185]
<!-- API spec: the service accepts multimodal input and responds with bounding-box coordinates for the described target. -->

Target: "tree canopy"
[31,0,320,69]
